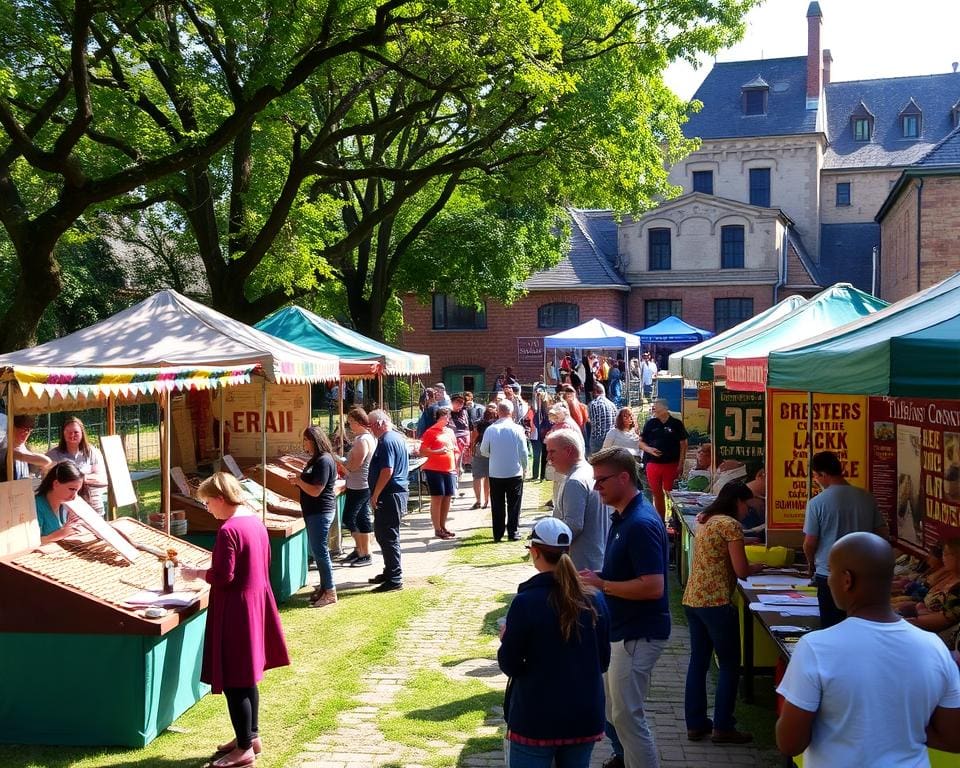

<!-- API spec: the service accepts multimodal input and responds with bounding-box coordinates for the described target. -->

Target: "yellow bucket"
[745,545,794,567]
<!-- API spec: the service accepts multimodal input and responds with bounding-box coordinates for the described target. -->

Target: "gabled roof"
[632,191,793,225]
[742,75,769,89]
[818,223,879,293]
[824,72,960,168]
[875,126,960,222]
[917,124,960,166]
[683,56,819,141]
[522,208,628,291]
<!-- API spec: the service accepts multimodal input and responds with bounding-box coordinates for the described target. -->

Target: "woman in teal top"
[35,461,85,544]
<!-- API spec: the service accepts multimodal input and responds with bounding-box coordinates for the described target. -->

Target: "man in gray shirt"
[545,429,609,570]
[803,450,887,628]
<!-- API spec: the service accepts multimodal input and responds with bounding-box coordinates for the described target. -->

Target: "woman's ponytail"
[546,551,598,642]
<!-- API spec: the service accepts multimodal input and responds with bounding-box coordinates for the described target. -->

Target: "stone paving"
[287,479,782,768]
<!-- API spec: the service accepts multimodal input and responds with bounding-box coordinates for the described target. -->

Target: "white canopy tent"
[0,290,341,530]
[544,318,641,404]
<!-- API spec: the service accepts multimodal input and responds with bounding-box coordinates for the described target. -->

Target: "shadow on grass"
[404,690,502,723]
[457,735,504,767]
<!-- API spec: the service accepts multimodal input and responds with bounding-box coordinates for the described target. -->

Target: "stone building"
[399,2,960,391]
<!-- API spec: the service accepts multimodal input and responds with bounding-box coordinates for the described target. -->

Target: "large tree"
[0,0,418,349]
[0,0,758,346]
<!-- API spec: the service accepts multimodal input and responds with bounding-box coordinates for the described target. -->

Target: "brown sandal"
[216,736,262,754]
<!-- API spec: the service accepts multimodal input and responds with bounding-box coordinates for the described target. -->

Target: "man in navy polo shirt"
[581,447,670,768]
[368,409,409,592]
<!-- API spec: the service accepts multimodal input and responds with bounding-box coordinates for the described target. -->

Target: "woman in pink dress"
[181,473,289,768]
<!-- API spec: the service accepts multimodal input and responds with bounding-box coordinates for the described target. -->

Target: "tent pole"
[378,373,384,410]
[160,391,171,537]
[338,375,345,455]
[5,382,14,481]
[261,378,267,523]
[107,394,116,436]
[806,390,814,503]
[219,388,225,463]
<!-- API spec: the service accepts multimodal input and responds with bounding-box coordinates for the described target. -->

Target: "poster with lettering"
[215,383,310,459]
[712,385,765,469]
[868,397,960,550]
[767,390,869,530]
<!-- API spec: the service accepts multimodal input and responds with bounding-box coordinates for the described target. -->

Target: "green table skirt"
[0,611,209,747]
[184,528,308,604]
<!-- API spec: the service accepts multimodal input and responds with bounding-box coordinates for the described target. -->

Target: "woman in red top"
[181,473,289,768]
[420,406,458,539]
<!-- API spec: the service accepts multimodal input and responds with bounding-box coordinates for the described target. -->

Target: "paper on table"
[748,602,820,617]
[757,593,819,606]
[123,590,199,608]
[769,625,810,633]
[741,574,809,586]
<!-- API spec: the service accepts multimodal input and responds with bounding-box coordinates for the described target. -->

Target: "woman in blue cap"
[498,517,610,767]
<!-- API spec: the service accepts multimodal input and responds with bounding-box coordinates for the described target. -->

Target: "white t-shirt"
[777,617,960,768]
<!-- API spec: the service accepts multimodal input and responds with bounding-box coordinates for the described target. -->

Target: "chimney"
[806,2,823,109]
[822,49,833,86]
[953,62,959,73]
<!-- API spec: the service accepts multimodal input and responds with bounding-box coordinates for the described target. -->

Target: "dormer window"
[850,100,875,142]
[741,75,769,116]
[898,98,922,139]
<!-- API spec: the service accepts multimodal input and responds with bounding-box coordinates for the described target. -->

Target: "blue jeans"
[683,604,740,732]
[605,720,624,758]
[304,511,335,592]
[506,740,595,768]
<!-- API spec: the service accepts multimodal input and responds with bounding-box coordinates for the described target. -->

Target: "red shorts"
[646,462,680,495]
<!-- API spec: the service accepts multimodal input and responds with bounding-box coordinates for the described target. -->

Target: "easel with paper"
[101,435,138,520]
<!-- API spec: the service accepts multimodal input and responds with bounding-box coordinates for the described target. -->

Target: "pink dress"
[201,514,289,693]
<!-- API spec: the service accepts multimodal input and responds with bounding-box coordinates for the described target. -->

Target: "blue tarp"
[635,316,713,344]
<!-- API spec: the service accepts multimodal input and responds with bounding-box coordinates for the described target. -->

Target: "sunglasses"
[593,473,621,486]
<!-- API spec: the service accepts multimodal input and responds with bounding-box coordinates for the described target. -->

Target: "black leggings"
[224,685,259,749]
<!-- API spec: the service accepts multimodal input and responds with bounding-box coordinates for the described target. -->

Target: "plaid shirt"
[588,395,618,444]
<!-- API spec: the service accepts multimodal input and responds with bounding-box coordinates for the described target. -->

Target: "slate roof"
[916,125,960,166]
[522,209,627,291]
[787,228,824,286]
[818,223,878,293]
[683,56,819,140]
[823,73,960,169]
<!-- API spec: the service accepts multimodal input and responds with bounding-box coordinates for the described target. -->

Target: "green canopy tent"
[667,295,808,380]
[768,271,960,397]
[707,284,888,391]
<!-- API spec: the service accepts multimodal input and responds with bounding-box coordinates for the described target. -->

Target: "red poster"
[869,397,960,550]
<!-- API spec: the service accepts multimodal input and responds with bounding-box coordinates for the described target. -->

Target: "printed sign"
[767,390,869,529]
[517,336,544,362]
[868,397,960,550]
[712,385,765,469]
[216,383,310,459]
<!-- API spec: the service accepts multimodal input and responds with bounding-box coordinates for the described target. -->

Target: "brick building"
[399,2,960,389]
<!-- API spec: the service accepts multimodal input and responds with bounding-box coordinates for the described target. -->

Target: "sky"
[664,0,960,101]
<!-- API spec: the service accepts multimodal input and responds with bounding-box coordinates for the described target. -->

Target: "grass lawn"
[380,670,503,767]
[0,586,436,768]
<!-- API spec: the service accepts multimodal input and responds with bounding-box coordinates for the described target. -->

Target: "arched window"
[538,302,579,330]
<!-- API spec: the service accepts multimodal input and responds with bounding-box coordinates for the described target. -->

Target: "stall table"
[0,519,212,747]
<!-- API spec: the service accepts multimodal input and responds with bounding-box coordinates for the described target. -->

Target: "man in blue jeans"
[368,409,409,592]
[580,447,670,768]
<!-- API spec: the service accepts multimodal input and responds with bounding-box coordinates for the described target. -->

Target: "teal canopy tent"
[667,296,807,380]
[255,306,430,375]
[704,284,888,391]
[768,272,960,397]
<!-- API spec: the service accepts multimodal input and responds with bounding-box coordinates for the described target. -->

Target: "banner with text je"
[767,390,869,530]
[712,384,765,469]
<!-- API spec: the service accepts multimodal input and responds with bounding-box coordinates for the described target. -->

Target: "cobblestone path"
[287,480,782,768]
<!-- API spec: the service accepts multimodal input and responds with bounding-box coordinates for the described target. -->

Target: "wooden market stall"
[0,290,342,746]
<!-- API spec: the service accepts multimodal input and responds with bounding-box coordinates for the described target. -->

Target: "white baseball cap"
[527,517,572,548]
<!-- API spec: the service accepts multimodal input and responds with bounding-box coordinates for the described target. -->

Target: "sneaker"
[341,550,359,563]
[601,757,624,768]
[370,581,402,593]
[350,555,373,567]
[368,574,387,584]
[711,729,752,744]
[687,720,712,741]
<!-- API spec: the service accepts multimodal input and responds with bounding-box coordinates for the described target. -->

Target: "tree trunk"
[0,240,63,351]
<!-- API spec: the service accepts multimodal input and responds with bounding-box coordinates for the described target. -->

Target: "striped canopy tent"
[0,290,342,409]
[0,290,344,530]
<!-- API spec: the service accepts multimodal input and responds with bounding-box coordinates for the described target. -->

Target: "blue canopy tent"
[635,316,714,344]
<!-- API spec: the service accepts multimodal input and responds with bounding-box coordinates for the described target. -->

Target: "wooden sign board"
[0,479,40,556]
[170,467,193,497]
[63,496,140,563]
[100,435,137,509]
[215,383,310,459]
[222,455,244,479]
